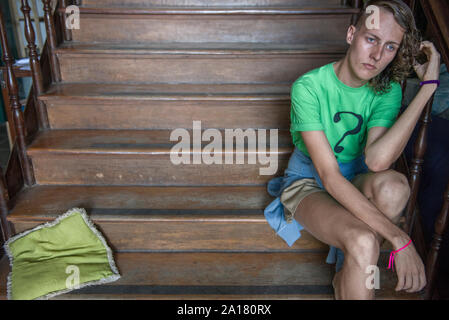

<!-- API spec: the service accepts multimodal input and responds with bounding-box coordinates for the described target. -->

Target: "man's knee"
[370,170,410,220]
[343,228,380,268]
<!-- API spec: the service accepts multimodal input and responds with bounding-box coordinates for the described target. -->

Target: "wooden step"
[6,185,401,252]
[81,0,345,8]
[40,83,290,129]
[55,42,346,83]
[6,184,327,252]
[0,252,422,300]
[27,129,291,186]
[67,4,357,44]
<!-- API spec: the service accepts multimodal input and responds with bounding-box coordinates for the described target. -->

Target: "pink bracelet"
[387,239,412,272]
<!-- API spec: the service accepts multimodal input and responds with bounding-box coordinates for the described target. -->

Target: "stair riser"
[45,100,290,130]
[58,53,343,83]
[71,14,351,44]
[81,0,343,7]
[11,219,328,251]
[30,154,290,185]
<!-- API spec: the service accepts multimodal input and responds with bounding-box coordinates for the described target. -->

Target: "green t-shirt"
[290,62,402,163]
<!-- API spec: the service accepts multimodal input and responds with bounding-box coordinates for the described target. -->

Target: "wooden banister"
[0,4,35,187]
[20,0,49,130]
[404,96,434,237]
[413,0,449,299]
[425,179,449,299]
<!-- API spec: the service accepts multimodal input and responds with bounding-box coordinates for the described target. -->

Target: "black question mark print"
[333,111,363,153]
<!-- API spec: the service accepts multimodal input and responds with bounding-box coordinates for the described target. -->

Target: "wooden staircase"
[0,0,423,299]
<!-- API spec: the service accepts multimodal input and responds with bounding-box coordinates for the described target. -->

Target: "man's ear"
[346,25,357,45]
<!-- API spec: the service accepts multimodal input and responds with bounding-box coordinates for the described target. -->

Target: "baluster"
[349,0,363,26]
[425,179,449,299]
[21,0,49,129]
[409,0,417,14]
[59,0,72,41]
[0,6,35,187]
[31,0,44,49]
[352,0,362,9]
[43,0,61,82]
[404,96,434,235]
[0,167,12,241]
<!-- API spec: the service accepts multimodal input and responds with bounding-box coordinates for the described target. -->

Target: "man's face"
[346,8,405,82]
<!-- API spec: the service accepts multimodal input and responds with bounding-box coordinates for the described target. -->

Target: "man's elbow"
[364,155,391,172]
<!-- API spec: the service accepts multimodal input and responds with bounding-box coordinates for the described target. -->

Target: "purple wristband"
[420,80,440,87]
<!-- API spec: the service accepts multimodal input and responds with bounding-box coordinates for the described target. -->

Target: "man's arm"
[364,41,441,171]
[364,84,437,171]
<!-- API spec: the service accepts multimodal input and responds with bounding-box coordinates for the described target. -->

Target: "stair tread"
[56,41,348,55]
[0,252,422,300]
[40,83,291,101]
[6,183,329,251]
[27,129,292,155]
[7,185,272,221]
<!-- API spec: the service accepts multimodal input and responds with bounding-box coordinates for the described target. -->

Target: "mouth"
[363,63,377,70]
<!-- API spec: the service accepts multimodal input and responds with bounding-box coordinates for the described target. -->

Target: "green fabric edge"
[3,208,121,300]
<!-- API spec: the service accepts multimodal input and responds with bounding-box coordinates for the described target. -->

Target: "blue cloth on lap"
[264,146,369,272]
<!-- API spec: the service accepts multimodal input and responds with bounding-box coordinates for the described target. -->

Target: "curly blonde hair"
[354,0,421,95]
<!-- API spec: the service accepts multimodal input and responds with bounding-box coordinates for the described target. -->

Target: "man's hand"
[391,234,427,293]
[413,41,441,83]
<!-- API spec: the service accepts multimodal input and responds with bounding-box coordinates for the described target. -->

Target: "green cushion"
[4,208,120,300]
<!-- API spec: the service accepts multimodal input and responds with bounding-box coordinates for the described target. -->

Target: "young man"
[266,0,441,299]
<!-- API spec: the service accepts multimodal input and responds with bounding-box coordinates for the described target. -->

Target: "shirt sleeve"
[290,79,324,132]
[367,82,402,129]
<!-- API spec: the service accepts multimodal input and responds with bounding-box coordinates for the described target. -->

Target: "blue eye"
[387,45,396,51]
[367,37,375,43]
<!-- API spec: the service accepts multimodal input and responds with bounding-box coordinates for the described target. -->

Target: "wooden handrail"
[0,4,35,187]
[20,0,49,130]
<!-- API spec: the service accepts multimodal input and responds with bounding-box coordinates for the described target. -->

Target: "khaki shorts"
[280,178,326,223]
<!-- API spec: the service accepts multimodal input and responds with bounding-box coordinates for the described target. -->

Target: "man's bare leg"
[333,169,410,299]
[294,169,410,299]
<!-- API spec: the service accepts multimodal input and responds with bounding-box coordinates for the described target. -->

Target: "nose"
[370,44,383,62]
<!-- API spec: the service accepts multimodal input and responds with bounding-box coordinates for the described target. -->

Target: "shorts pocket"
[280,178,325,223]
